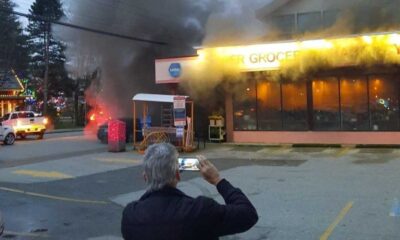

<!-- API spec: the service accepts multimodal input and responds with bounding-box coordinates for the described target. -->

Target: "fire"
[83,98,114,138]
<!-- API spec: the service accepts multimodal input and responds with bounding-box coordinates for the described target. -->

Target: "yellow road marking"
[96,157,141,164]
[0,187,108,205]
[269,146,291,155]
[320,201,354,240]
[3,230,49,238]
[13,170,73,179]
[335,148,350,158]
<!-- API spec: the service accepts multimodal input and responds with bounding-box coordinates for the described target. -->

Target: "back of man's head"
[143,143,179,191]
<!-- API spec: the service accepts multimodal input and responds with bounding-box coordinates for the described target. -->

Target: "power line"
[0,7,168,45]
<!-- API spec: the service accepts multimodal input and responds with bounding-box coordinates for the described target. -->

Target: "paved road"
[0,132,106,168]
[1,135,400,239]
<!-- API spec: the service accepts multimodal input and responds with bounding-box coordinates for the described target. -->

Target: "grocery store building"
[155,0,400,145]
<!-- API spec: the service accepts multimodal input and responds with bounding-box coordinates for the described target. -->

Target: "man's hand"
[197,155,222,185]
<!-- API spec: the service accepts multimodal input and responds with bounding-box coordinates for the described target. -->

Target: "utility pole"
[43,21,50,115]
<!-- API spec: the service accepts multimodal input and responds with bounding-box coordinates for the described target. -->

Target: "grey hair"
[143,143,179,191]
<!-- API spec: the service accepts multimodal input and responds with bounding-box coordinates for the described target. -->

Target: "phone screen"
[178,157,199,171]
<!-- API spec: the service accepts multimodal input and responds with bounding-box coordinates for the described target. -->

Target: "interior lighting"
[362,36,373,44]
[196,49,206,62]
[246,88,250,91]
[300,39,333,49]
[388,33,400,45]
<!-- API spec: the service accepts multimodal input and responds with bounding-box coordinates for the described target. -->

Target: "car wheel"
[37,133,44,140]
[4,133,15,145]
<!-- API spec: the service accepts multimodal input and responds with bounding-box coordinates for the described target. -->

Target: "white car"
[0,122,16,145]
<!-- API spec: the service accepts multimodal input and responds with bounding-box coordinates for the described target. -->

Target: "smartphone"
[178,157,200,171]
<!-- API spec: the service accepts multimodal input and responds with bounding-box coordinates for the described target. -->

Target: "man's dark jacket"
[121,179,258,240]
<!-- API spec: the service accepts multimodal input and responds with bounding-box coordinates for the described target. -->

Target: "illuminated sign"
[155,57,197,84]
[203,40,333,71]
[155,32,400,83]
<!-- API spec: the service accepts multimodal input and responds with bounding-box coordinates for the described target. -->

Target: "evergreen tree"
[26,0,72,113]
[0,0,29,74]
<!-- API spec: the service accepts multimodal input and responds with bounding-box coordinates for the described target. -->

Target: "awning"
[132,93,189,103]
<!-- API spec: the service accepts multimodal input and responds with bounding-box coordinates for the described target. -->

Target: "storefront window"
[257,80,282,130]
[369,76,399,130]
[340,77,369,130]
[233,80,257,130]
[312,78,340,130]
[282,82,308,130]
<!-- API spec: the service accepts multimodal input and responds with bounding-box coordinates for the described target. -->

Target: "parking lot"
[1,133,400,239]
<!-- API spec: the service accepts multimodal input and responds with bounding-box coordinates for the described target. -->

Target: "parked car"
[0,122,16,145]
[97,118,134,144]
[1,111,48,139]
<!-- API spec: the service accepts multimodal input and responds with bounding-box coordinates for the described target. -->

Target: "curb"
[45,129,84,134]
[221,142,400,149]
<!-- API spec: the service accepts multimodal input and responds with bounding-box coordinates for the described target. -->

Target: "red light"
[90,114,95,121]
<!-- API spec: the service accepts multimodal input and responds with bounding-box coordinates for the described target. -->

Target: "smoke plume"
[54,0,211,117]
[181,0,400,97]
[54,0,400,115]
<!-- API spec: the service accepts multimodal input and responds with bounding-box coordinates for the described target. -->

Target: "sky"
[12,0,34,26]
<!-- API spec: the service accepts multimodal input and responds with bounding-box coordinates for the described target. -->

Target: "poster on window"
[173,96,186,126]
[176,126,184,138]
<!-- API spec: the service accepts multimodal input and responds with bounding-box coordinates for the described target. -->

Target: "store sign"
[169,63,181,78]
[155,57,197,84]
[206,40,328,71]
[173,96,186,126]
[155,33,400,82]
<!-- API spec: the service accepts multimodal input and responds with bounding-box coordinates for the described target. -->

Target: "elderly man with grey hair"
[121,143,258,240]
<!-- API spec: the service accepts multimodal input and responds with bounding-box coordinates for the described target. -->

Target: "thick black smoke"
[53,0,270,116]
[54,0,211,117]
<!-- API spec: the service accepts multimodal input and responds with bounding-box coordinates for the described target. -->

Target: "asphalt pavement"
[1,133,400,239]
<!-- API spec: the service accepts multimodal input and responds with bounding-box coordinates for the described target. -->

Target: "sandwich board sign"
[173,96,186,127]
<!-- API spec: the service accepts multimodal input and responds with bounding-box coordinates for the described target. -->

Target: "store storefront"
[156,32,400,145]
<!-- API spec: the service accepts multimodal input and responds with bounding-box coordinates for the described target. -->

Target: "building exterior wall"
[262,0,400,38]
[233,131,400,145]
[225,93,234,142]
[271,0,353,15]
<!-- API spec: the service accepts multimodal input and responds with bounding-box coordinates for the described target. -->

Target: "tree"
[26,0,72,114]
[0,0,29,74]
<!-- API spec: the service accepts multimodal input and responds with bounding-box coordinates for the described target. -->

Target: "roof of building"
[0,70,24,91]
[132,93,189,103]
[256,0,294,19]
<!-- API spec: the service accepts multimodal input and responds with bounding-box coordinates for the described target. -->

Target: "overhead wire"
[0,6,168,45]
